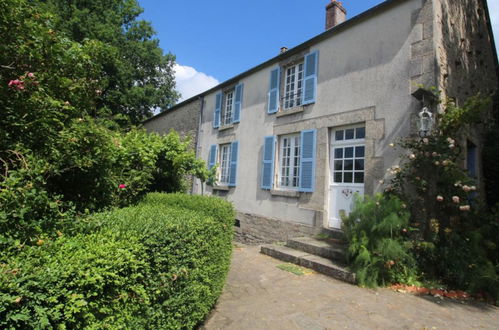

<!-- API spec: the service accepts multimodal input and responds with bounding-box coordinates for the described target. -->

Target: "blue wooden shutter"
[302,51,319,105]
[208,145,217,169]
[299,129,317,192]
[261,136,275,189]
[213,92,222,128]
[233,83,243,123]
[228,141,239,186]
[267,67,280,114]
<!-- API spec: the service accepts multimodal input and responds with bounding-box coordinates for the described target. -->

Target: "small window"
[279,134,301,188]
[283,63,304,110]
[467,141,477,178]
[219,144,231,184]
[334,126,366,141]
[222,90,235,126]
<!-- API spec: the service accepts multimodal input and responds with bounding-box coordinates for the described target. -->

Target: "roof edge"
[143,0,409,123]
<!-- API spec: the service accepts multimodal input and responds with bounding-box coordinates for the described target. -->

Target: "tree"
[36,0,179,124]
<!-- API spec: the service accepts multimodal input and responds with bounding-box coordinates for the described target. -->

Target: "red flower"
[119,184,127,189]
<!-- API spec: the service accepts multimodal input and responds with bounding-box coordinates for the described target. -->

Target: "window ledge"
[219,123,235,131]
[270,189,300,198]
[276,106,304,117]
[212,185,231,191]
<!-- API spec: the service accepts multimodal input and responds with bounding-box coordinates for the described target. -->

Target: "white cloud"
[489,0,499,54]
[174,64,219,102]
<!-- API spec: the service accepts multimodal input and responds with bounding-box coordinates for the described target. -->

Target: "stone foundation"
[234,212,324,244]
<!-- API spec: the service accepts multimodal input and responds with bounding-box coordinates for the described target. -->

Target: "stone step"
[261,244,356,284]
[286,237,347,264]
[319,228,346,241]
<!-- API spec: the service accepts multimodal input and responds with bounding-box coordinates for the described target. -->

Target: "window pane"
[356,127,366,139]
[334,148,343,159]
[355,172,364,183]
[345,129,355,140]
[355,159,364,171]
[334,160,343,171]
[344,160,353,171]
[345,147,354,158]
[335,130,344,141]
[355,146,365,158]
[344,172,353,183]
[334,172,342,183]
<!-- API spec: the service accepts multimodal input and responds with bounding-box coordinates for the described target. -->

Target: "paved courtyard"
[202,244,499,329]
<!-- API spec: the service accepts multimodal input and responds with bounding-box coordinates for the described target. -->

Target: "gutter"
[143,0,409,124]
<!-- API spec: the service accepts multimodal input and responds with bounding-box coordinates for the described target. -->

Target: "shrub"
[0,230,149,329]
[0,193,234,329]
[343,194,418,287]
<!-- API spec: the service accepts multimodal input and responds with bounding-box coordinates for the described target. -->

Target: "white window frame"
[222,89,235,126]
[278,134,301,189]
[219,144,231,184]
[283,62,304,110]
[331,126,366,186]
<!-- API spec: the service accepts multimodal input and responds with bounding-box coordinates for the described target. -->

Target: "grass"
[277,263,314,276]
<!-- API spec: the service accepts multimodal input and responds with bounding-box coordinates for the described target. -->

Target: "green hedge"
[0,193,234,329]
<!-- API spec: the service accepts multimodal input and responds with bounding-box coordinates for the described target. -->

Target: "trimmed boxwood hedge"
[0,193,234,329]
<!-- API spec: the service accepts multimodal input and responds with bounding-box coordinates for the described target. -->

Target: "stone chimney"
[326,0,346,30]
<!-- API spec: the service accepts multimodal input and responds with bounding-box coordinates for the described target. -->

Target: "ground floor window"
[279,134,301,188]
[219,144,231,184]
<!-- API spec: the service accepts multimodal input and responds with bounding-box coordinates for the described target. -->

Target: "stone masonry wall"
[143,98,202,143]
[433,0,498,192]
[434,0,498,104]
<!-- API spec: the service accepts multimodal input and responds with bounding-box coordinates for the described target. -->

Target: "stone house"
[144,0,498,243]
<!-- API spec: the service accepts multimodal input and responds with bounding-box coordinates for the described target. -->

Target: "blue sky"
[138,0,499,102]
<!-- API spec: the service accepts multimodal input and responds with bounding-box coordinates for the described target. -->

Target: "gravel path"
[202,244,499,329]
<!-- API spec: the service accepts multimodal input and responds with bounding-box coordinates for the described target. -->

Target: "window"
[262,130,316,192]
[208,141,239,187]
[332,126,365,184]
[213,84,244,128]
[267,51,319,114]
[219,144,231,184]
[222,90,234,126]
[279,134,301,188]
[283,63,304,109]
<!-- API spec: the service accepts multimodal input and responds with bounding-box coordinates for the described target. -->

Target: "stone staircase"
[260,235,356,284]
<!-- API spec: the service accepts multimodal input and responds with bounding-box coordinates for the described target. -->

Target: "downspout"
[192,95,204,194]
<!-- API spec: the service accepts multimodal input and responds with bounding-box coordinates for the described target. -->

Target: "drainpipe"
[192,95,204,195]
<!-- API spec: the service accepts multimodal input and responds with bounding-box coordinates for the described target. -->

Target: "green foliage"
[0,150,75,242]
[343,194,417,287]
[37,0,179,124]
[386,91,499,302]
[0,230,148,329]
[0,193,235,329]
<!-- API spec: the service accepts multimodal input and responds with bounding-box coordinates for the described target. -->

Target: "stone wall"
[143,98,202,142]
[433,0,498,192]
[434,0,498,103]
[234,212,324,244]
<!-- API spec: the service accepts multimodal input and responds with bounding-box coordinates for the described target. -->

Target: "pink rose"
[452,196,460,204]
[436,195,444,202]
[27,72,35,78]
[119,184,127,189]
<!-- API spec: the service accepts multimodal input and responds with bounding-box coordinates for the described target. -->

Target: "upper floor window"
[283,63,304,109]
[223,90,234,126]
[213,84,244,129]
[267,51,319,114]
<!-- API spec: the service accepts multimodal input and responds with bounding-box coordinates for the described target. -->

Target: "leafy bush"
[343,194,417,287]
[0,230,148,329]
[0,193,235,329]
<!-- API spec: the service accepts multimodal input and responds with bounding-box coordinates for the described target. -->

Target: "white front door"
[329,127,366,229]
